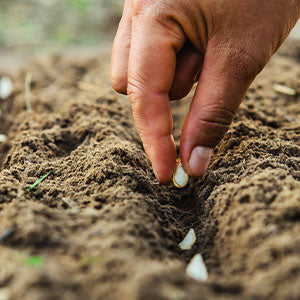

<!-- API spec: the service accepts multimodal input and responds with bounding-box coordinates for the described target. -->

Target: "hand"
[111,0,300,184]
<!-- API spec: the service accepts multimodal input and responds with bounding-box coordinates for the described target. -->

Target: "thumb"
[180,42,265,177]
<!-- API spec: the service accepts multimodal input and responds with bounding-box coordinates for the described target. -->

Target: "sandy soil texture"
[0,40,299,300]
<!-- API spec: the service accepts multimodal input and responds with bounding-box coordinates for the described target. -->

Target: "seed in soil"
[0,134,7,143]
[179,228,196,250]
[0,76,13,100]
[173,158,188,188]
[186,253,208,282]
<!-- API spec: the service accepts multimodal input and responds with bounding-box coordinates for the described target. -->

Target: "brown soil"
[0,41,300,300]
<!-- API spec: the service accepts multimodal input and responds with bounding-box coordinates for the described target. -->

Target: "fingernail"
[188,146,213,177]
[152,164,159,181]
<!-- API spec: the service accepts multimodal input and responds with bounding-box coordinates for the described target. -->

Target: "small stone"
[0,77,13,100]
[186,254,208,282]
[173,158,188,188]
[273,84,296,96]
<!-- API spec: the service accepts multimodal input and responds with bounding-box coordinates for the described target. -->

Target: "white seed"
[179,228,196,250]
[186,253,208,282]
[0,288,9,300]
[0,134,7,143]
[0,77,13,100]
[273,84,296,96]
[173,158,188,188]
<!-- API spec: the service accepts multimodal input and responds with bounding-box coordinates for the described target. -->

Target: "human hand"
[111,0,300,184]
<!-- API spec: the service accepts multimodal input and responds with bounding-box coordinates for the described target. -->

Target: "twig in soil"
[25,73,32,113]
[26,171,51,192]
[78,81,100,93]
[273,83,296,96]
[77,81,111,95]
[81,256,103,266]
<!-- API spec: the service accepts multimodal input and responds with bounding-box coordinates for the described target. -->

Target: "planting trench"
[0,41,299,300]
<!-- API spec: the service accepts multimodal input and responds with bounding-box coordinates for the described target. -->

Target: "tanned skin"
[111,0,300,184]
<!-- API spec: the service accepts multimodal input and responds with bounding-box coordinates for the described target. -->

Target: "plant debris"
[25,256,44,267]
[81,256,103,266]
[26,171,51,192]
[25,73,32,113]
[273,83,296,96]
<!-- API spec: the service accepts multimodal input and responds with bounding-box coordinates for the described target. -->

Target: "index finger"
[127,10,185,183]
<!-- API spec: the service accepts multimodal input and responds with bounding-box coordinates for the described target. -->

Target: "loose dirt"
[0,41,299,300]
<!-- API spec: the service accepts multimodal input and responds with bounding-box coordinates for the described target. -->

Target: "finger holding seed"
[111,0,300,184]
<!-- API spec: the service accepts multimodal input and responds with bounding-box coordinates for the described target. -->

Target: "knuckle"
[127,79,144,106]
[132,0,152,16]
[131,0,183,48]
[127,78,141,98]
[189,114,230,148]
[289,0,300,16]
[200,121,229,146]
[132,0,172,19]
[197,103,235,127]
[127,75,151,99]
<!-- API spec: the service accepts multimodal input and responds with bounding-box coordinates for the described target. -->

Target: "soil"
[0,40,299,300]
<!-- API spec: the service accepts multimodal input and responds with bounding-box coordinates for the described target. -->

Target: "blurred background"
[0,0,299,59]
[0,0,123,52]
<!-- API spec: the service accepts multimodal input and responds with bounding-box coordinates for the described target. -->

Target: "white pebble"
[179,228,196,250]
[0,134,7,143]
[0,77,13,100]
[186,254,208,282]
[173,158,188,188]
[273,84,296,96]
